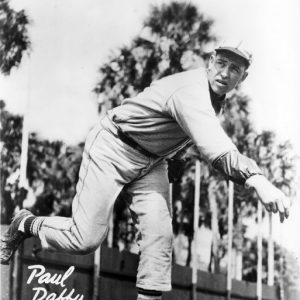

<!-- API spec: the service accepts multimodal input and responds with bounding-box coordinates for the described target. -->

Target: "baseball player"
[1,42,290,300]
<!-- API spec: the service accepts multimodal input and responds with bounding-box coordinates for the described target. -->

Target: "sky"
[1,0,300,256]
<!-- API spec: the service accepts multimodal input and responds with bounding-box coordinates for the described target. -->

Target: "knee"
[73,226,108,255]
[160,224,173,247]
[158,221,173,242]
[75,237,100,255]
[152,216,173,240]
[141,219,173,249]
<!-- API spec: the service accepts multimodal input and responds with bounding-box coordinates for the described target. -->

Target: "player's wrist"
[244,174,267,190]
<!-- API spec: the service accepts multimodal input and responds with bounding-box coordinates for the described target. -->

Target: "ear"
[239,71,248,83]
[235,71,248,90]
[208,53,216,70]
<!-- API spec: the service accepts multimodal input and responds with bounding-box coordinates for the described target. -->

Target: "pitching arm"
[166,86,291,221]
[166,85,261,184]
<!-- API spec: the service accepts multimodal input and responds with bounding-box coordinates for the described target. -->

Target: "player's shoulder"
[150,67,208,97]
[160,68,207,86]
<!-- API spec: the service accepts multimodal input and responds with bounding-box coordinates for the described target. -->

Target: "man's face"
[207,51,248,95]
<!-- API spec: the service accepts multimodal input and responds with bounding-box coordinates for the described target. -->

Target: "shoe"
[0,209,33,265]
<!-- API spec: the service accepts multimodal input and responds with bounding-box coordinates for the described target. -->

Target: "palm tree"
[0,0,31,75]
[94,1,216,110]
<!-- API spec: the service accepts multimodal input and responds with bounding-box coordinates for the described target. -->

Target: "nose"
[220,65,229,78]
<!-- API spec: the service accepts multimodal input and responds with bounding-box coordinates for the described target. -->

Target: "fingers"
[264,203,272,213]
[282,197,290,219]
[270,202,278,214]
[279,212,285,223]
[264,202,278,214]
[273,203,279,214]
[263,197,290,223]
[276,196,290,223]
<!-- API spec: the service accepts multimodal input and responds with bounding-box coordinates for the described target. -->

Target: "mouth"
[215,79,228,87]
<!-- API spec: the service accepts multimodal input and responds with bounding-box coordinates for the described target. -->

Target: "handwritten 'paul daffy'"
[27,265,84,300]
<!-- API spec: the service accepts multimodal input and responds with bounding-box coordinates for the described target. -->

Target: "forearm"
[212,150,263,185]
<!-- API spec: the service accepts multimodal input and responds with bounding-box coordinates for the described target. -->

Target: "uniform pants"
[38,116,173,291]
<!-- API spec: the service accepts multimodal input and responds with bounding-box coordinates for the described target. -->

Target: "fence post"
[169,182,173,206]
[268,213,274,285]
[192,160,201,300]
[268,213,274,286]
[93,246,101,300]
[257,201,263,300]
[19,110,29,191]
[18,64,32,196]
[107,213,114,248]
[227,181,234,300]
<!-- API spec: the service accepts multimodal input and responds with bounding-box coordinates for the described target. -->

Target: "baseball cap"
[215,40,253,68]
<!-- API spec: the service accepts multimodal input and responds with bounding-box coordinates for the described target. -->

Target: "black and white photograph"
[1,0,300,299]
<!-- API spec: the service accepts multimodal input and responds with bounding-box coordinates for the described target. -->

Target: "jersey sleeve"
[166,84,236,162]
[165,84,263,185]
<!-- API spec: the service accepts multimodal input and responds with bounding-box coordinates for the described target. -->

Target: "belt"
[117,129,158,158]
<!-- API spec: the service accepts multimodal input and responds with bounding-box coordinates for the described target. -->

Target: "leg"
[1,120,147,263]
[39,121,148,253]
[126,160,173,293]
